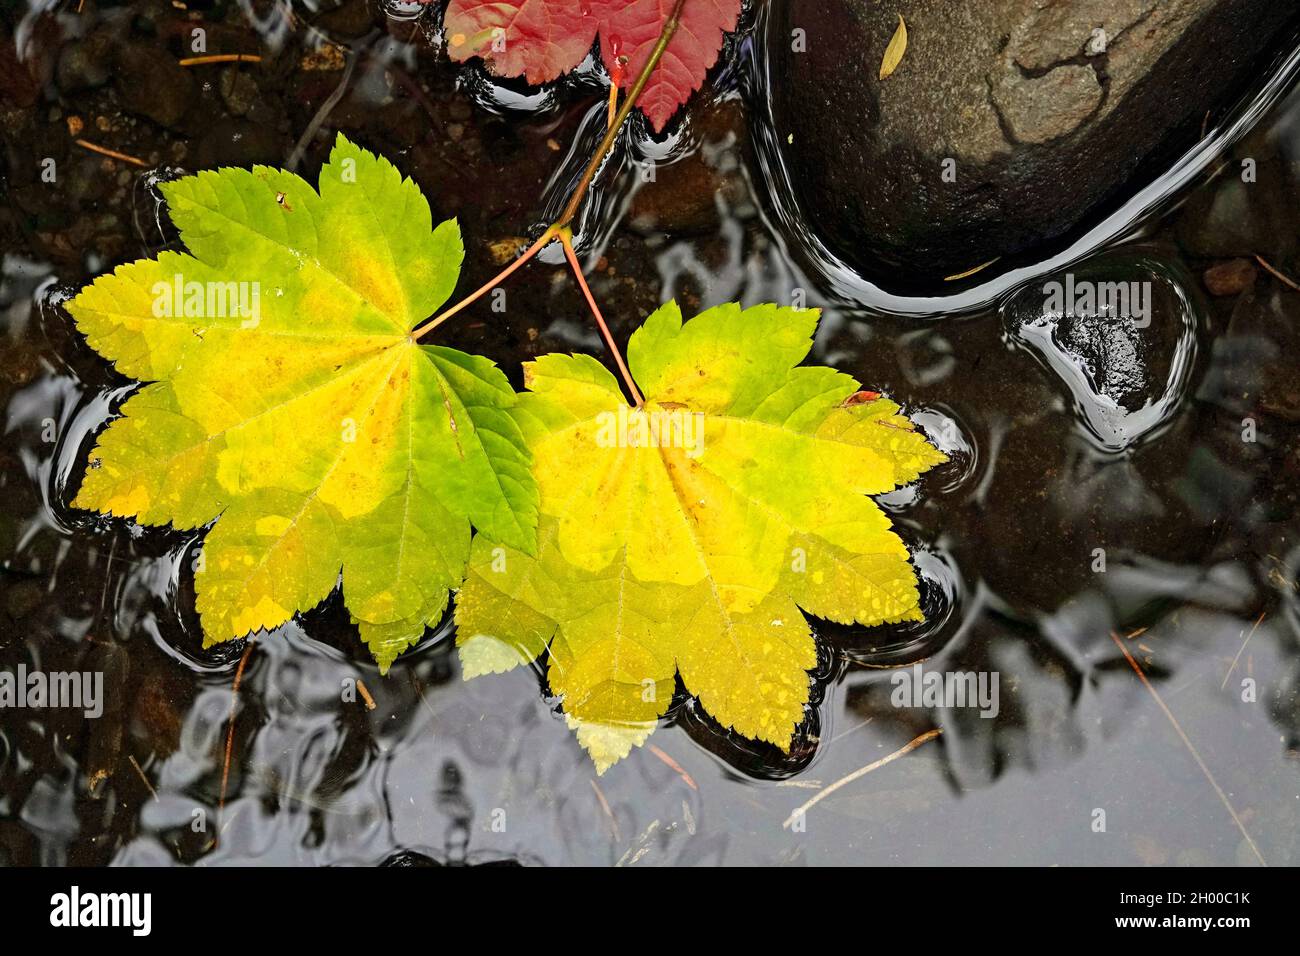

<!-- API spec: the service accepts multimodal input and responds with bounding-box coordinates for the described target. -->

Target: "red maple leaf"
[596,0,739,132]
[444,0,598,85]
[443,0,742,131]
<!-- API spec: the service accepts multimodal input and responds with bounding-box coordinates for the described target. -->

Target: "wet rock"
[1055,314,1151,411]
[627,100,748,236]
[5,579,42,620]
[114,43,195,128]
[1203,258,1258,297]
[1004,252,1203,450]
[0,27,42,109]
[770,0,1300,285]
[56,29,115,93]
[318,0,378,39]
[1215,286,1300,423]
[627,155,726,236]
[219,67,260,118]
[992,64,1103,146]
[1175,151,1300,260]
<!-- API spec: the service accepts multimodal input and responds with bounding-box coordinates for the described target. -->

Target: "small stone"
[627,157,726,236]
[1176,152,1300,260]
[317,0,375,38]
[114,43,195,128]
[299,43,347,72]
[1005,254,1200,450]
[5,580,41,620]
[56,30,115,93]
[219,68,260,117]
[1203,258,1258,296]
[487,237,530,264]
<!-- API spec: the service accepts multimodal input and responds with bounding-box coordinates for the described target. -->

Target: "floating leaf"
[879,14,908,80]
[443,0,743,131]
[70,134,538,672]
[597,0,742,133]
[443,0,597,85]
[456,302,946,769]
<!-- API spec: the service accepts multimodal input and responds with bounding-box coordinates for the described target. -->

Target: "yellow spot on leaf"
[255,515,292,537]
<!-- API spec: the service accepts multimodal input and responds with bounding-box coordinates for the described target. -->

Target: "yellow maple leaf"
[69,135,538,671]
[456,301,946,770]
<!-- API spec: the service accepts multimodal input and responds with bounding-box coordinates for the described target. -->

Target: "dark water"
[1,0,1298,866]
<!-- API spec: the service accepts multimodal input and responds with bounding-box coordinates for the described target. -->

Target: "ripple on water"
[1002,251,1205,454]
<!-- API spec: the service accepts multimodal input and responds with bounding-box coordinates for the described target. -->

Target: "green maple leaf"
[455,301,946,771]
[70,134,537,671]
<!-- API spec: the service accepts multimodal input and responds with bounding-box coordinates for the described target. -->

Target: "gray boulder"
[769,0,1300,286]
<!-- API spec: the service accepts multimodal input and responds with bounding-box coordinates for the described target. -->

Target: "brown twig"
[647,743,697,790]
[75,139,148,168]
[356,678,377,711]
[1109,631,1266,866]
[128,754,159,801]
[943,258,999,282]
[782,728,942,829]
[218,639,257,831]
[1254,255,1300,293]
[555,0,687,230]
[826,714,874,746]
[1221,612,1265,691]
[589,779,622,841]
[178,54,262,66]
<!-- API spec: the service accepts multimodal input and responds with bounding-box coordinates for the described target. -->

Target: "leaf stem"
[555,0,688,230]
[606,68,620,130]
[560,228,644,407]
[414,0,688,368]
[411,226,557,340]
